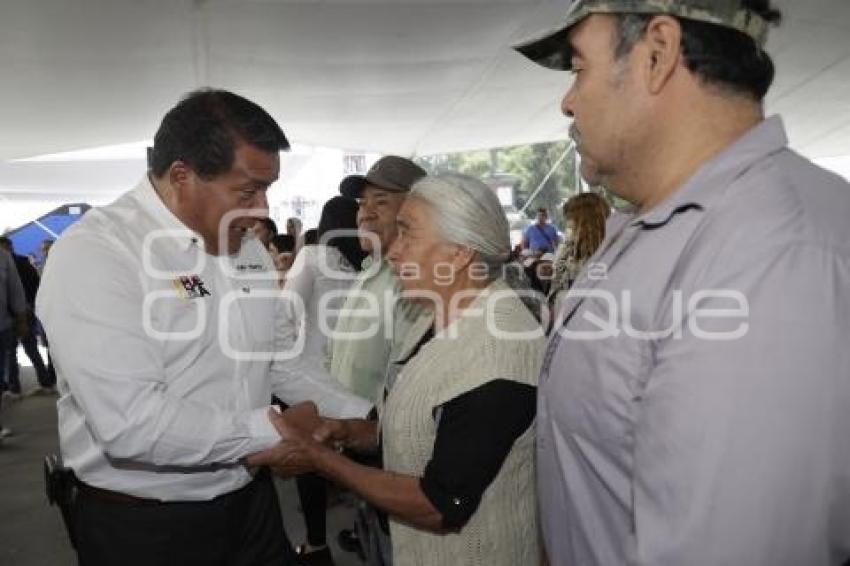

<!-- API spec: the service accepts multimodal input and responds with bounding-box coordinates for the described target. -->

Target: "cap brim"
[339,175,367,198]
[513,25,574,71]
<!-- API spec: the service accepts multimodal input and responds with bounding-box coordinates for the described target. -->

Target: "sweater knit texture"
[381,279,544,565]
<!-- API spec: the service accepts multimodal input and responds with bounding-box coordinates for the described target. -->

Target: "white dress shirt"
[37,176,370,501]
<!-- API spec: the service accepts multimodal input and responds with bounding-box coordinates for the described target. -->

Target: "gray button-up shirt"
[0,248,27,333]
[539,117,850,566]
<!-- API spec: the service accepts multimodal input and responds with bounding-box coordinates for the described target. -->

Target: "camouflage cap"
[514,0,770,71]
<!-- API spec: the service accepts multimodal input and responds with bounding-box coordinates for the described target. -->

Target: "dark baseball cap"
[514,0,771,71]
[339,155,427,199]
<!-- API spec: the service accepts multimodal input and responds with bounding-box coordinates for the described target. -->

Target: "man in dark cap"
[331,155,427,405]
[332,156,426,564]
[516,1,850,564]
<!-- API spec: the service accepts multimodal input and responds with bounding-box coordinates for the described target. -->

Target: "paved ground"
[0,364,364,566]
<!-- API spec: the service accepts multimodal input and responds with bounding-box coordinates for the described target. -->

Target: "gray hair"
[409,173,511,277]
[409,173,545,320]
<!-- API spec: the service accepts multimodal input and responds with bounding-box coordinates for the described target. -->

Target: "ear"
[642,15,683,95]
[451,245,477,272]
[167,161,194,191]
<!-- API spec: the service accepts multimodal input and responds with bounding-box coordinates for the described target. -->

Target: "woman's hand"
[313,418,379,454]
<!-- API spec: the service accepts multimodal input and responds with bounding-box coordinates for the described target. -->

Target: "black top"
[12,253,39,306]
[419,379,536,531]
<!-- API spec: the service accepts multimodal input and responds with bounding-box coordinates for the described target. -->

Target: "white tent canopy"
[1,0,850,206]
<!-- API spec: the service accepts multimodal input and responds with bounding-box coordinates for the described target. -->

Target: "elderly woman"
[251,173,544,565]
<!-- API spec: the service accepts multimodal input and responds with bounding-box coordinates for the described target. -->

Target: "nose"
[255,191,269,217]
[561,83,576,118]
[249,192,269,223]
[357,203,376,224]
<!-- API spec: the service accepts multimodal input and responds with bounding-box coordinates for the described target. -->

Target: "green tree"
[416,140,581,230]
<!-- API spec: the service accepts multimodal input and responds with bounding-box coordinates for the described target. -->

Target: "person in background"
[283,197,367,364]
[253,217,278,250]
[516,0,850,564]
[326,155,427,564]
[303,228,318,247]
[270,233,297,283]
[280,195,366,564]
[0,245,27,441]
[547,192,610,307]
[287,217,304,252]
[523,251,556,296]
[250,173,544,566]
[0,236,54,395]
[36,239,54,276]
[36,88,370,566]
[521,207,561,255]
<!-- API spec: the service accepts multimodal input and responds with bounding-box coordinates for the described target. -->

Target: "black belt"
[75,468,267,507]
[75,480,162,506]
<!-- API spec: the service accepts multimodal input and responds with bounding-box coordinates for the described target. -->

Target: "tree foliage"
[416,141,580,229]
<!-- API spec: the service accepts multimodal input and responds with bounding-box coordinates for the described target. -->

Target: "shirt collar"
[360,254,393,274]
[635,115,788,228]
[134,174,204,252]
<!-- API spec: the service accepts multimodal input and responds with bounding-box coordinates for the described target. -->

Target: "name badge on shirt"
[172,275,212,299]
[234,263,266,272]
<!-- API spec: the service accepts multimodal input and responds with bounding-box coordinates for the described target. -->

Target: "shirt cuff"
[332,396,374,420]
[247,406,281,453]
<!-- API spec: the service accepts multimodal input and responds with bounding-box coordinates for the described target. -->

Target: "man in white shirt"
[37,89,370,566]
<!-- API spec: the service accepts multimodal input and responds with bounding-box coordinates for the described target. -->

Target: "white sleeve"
[278,245,316,348]
[36,233,280,467]
[271,252,372,419]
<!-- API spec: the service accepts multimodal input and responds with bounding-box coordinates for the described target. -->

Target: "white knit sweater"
[381,279,545,566]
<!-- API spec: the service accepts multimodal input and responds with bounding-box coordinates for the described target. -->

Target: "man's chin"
[579,162,604,188]
[358,236,376,255]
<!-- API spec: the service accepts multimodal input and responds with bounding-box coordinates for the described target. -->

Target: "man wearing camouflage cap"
[516,1,850,564]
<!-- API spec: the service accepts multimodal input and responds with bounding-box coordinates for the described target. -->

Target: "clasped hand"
[245,402,351,478]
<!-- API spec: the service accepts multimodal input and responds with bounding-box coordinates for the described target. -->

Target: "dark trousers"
[0,327,14,394]
[9,330,54,391]
[73,471,303,566]
[295,473,327,547]
[3,317,55,393]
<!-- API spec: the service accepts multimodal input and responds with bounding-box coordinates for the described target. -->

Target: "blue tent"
[5,203,91,262]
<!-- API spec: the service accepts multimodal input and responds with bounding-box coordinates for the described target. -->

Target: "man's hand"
[275,401,322,439]
[246,407,320,477]
[246,438,314,478]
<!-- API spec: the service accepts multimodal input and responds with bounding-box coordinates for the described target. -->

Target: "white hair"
[409,173,511,276]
